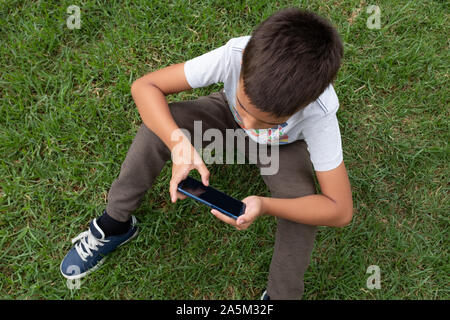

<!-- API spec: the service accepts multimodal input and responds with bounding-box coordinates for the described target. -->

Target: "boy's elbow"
[130,79,141,96]
[131,78,161,97]
[334,207,354,228]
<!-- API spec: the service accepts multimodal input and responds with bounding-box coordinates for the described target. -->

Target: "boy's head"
[237,8,343,127]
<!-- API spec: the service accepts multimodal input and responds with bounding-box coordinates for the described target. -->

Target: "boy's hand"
[210,195,264,231]
[169,139,210,203]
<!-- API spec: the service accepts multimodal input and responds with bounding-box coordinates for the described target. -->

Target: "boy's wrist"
[167,128,190,152]
[259,196,270,216]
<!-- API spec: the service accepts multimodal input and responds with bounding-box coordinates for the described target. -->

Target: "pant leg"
[106,91,238,222]
[257,140,318,300]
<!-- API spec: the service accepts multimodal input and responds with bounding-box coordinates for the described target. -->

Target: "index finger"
[195,162,210,186]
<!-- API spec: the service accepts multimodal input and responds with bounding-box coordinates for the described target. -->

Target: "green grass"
[0,0,448,299]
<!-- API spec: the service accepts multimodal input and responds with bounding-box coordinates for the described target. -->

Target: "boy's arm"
[211,160,353,229]
[131,62,191,151]
[130,62,211,202]
[260,161,353,227]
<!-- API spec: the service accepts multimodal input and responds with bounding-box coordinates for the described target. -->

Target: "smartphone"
[177,176,246,219]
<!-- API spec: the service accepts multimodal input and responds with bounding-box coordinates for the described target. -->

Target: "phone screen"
[177,177,245,219]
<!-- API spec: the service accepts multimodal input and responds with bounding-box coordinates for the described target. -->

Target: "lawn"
[0,0,448,299]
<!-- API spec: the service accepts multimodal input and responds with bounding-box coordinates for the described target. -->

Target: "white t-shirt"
[184,36,343,171]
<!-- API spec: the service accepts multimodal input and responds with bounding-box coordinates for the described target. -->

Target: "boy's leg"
[106,91,238,222]
[256,140,318,300]
[61,90,238,280]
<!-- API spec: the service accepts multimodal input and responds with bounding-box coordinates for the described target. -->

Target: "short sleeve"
[184,40,232,89]
[302,105,343,172]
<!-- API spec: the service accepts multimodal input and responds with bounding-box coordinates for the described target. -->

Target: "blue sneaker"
[60,215,138,279]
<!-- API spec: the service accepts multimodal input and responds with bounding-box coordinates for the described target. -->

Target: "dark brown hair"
[241,8,344,117]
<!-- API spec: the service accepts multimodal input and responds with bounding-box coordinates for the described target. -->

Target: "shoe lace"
[72,229,110,262]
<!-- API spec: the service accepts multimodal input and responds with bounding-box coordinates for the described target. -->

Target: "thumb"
[237,215,246,225]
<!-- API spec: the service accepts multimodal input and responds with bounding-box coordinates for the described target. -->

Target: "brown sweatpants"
[106,90,318,299]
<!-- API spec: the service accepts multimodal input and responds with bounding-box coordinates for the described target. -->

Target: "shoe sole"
[60,226,139,280]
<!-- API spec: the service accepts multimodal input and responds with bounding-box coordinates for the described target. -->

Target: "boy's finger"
[169,177,182,203]
[169,182,175,202]
[177,191,187,200]
[196,164,210,186]
[211,209,237,226]
[236,216,246,225]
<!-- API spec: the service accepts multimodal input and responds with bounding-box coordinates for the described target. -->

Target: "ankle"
[97,210,131,237]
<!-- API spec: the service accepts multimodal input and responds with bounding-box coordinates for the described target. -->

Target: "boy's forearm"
[260,194,351,227]
[131,82,185,151]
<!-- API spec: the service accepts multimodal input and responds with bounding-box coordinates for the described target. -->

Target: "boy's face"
[235,77,290,129]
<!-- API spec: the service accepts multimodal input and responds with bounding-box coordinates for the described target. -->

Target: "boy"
[60,7,353,300]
